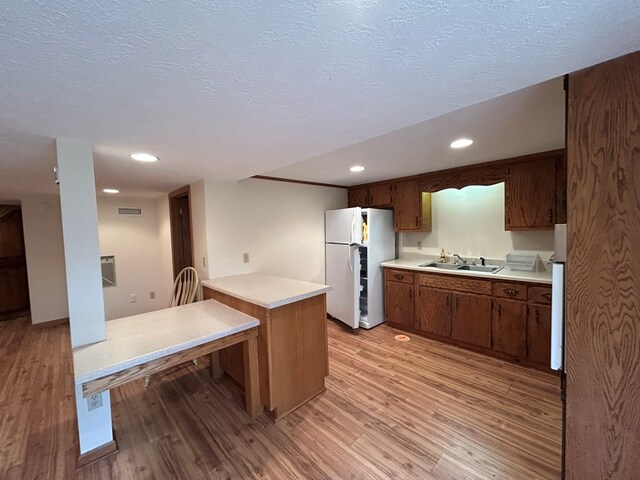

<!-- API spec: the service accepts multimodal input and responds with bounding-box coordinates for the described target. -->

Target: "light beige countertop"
[201,272,332,309]
[381,257,552,284]
[73,300,260,385]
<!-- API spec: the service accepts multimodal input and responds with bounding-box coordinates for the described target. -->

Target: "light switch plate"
[243,253,250,263]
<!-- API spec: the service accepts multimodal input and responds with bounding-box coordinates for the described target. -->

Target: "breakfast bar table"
[72,299,263,421]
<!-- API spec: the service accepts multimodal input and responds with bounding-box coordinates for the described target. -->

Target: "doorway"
[0,205,30,320]
[168,186,194,279]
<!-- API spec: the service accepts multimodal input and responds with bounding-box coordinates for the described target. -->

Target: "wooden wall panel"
[566,51,640,479]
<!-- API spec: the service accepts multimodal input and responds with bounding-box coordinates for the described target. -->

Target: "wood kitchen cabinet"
[416,286,451,337]
[368,183,393,207]
[384,269,414,329]
[348,187,369,208]
[492,299,527,357]
[527,304,551,364]
[384,267,553,371]
[451,293,492,348]
[392,179,432,232]
[504,155,558,230]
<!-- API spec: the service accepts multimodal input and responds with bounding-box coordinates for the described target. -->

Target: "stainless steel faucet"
[453,253,467,264]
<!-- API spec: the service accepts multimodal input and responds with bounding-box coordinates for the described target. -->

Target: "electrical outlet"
[242,253,250,264]
[149,291,155,299]
[130,293,137,303]
[202,256,207,268]
[87,393,103,411]
[417,241,423,250]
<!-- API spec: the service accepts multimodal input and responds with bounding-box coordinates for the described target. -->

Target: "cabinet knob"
[542,293,552,301]
[535,309,540,321]
[503,288,517,296]
[395,274,403,280]
[548,209,553,222]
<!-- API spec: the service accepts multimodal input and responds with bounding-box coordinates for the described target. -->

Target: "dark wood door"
[527,304,551,365]
[505,157,556,230]
[347,187,368,208]
[451,293,492,348]
[385,280,414,328]
[393,179,420,231]
[169,187,194,278]
[368,183,392,207]
[416,286,451,337]
[0,206,30,318]
[492,299,527,357]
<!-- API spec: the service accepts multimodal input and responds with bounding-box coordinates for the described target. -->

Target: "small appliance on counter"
[325,207,395,329]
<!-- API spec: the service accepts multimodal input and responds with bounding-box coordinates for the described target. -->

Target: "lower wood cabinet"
[385,279,414,329]
[416,286,451,337]
[451,293,492,348]
[384,268,552,371]
[527,304,551,364]
[492,299,527,357]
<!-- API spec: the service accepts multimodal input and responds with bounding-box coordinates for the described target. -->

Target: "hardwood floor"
[0,315,562,479]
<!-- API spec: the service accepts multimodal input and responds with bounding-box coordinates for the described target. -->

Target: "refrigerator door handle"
[550,263,565,371]
[348,246,353,273]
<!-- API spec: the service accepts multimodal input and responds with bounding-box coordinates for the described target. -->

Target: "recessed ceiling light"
[130,152,159,162]
[450,138,473,149]
[103,188,119,194]
[350,165,365,172]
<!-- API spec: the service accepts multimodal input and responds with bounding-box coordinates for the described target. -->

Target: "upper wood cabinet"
[347,183,393,208]
[368,183,393,207]
[505,154,564,230]
[347,187,369,208]
[392,179,432,232]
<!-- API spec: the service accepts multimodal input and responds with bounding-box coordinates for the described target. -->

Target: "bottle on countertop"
[440,248,446,263]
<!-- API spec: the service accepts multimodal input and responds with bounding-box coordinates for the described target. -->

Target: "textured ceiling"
[1,1,639,199]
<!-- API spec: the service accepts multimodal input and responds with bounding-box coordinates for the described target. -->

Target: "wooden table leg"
[210,351,223,379]
[243,336,262,418]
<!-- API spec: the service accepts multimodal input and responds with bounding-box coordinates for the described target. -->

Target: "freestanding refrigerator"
[325,207,395,329]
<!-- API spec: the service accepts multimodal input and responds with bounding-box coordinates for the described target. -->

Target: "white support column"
[56,139,113,455]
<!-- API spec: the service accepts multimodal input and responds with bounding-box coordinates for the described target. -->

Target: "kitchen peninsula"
[201,273,332,420]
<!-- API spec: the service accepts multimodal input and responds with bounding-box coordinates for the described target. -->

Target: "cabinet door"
[416,286,451,337]
[385,280,414,328]
[348,187,369,208]
[451,293,492,348]
[505,157,556,230]
[492,299,527,357]
[393,180,432,232]
[527,304,551,365]
[369,183,392,207]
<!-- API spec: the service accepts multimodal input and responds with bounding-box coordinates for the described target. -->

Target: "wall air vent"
[117,207,142,216]
[101,256,116,287]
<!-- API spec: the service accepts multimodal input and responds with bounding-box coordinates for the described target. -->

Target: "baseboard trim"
[32,317,69,328]
[77,432,119,469]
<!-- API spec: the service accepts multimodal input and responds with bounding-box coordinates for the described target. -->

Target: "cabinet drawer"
[493,282,527,300]
[419,274,491,296]
[528,285,552,305]
[385,269,414,284]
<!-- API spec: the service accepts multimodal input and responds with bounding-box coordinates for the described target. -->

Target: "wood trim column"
[566,51,640,479]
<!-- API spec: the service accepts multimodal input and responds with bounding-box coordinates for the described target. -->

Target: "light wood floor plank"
[0,316,562,479]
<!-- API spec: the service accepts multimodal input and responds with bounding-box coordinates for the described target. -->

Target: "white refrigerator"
[325,207,395,329]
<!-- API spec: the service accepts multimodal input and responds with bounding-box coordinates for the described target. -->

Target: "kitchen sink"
[418,261,462,270]
[457,264,503,273]
[418,261,503,274]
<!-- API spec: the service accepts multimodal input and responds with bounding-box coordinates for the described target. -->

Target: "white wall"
[401,183,554,261]
[97,196,173,320]
[20,195,69,324]
[203,178,347,283]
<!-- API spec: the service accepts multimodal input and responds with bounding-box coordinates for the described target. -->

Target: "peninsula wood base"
[203,288,329,421]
